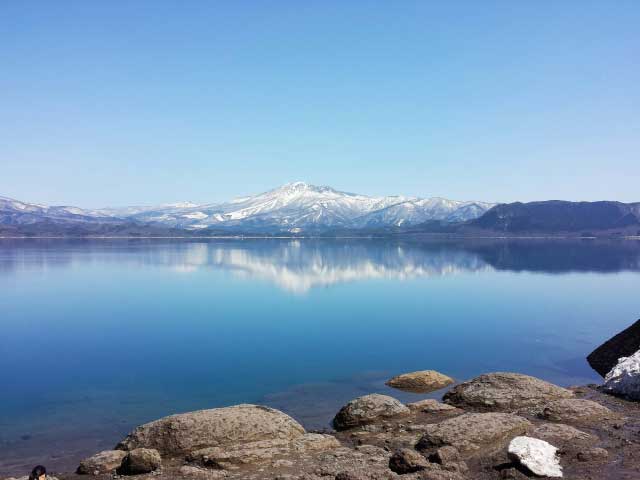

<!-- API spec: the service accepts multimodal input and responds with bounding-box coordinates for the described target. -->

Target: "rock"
[443,372,573,412]
[540,398,615,424]
[117,404,305,454]
[77,449,127,474]
[416,466,467,480]
[386,370,454,393]
[332,394,409,430]
[430,446,461,465]
[120,448,162,474]
[388,448,430,473]
[577,447,609,462]
[603,349,640,400]
[500,467,530,479]
[508,436,562,478]
[178,466,228,479]
[292,433,341,452]
[531,423,596,445]
[334,473,368,480]
[415,412,532,456]
[406,399,459,413]
[188,439,292,469]
[587,318,640,377]
[188,433,339,469]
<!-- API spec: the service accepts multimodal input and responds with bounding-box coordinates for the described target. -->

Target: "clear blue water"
[1,238,639,475]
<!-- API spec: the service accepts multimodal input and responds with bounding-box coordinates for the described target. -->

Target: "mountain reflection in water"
[2,238,639,293]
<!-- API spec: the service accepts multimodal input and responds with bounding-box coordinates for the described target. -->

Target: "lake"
[1,238,639,475]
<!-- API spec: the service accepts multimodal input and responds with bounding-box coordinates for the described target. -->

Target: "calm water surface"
[1,238,639,474]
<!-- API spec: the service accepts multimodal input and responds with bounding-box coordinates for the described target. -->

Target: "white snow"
[0,183,496,231]
[604,349,640,400]
[508,436,562,478]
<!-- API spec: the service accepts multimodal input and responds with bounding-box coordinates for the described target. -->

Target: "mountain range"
[1,182,639,237]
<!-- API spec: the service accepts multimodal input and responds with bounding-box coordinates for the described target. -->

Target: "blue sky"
[1,1,639,207]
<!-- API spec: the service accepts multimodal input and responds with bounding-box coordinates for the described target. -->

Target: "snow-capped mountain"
[121,182,494,231]
[0,195,112,225]
[352,197,496,228]
[0,183,495,234]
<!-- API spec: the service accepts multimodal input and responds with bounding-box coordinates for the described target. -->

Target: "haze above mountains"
[1,182,639,237]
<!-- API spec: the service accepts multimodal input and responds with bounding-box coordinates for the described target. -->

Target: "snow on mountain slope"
[0,183,495,232]
[123,182,493,231]
[0,196,113,225]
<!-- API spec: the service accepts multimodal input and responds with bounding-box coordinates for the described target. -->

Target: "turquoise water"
[1,238,639,474]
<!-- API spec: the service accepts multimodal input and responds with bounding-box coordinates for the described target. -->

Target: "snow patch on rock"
[508,436,562,477]
[604,349,640,400]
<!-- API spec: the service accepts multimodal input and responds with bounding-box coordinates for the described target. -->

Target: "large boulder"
[587,319,640,377]
[120,448,162,474]
[77,450,127,474]
[385,370,454,393]
[540,399,616,424]
[443,372,573,412]
[603,349,640,400]
[332,394,409,430]
[508,436,562,478]
[415,412,532,456]
[187,433,340,469]
[117,404,305,455]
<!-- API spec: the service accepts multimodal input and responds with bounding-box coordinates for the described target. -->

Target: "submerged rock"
[117,404,305,455]
[587,318,640,377]
[386,370,454,393]
[540,398,616,424]
[415,412,532,456]
[77,449,127,475]
[603,349,640,400]
[508,436,562,478]
[332,394,409,430]
[443,372,573,412]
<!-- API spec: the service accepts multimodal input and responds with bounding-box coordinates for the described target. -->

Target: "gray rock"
[431,445,461,465]
[603,349,640,400]
[508,436,562,477]
[117,404,305,455]
[388,448,429,473]
[178,466,228,479]
[332,394,409,430]
[587,318,640,377]
[531,423,596,445]
[416,412,532,456]
[386,370,454,393]
[540,398,616,424]
[406,399,459,413]
[577,447,609,462]
[188,433,340,469]
[120,448,162,474]
[443,372,573,412]
[77,449,127,474]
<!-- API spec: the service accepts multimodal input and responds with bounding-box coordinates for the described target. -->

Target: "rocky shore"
[4,323,640,480]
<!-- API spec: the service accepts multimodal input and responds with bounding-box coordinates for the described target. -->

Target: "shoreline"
[3,374,639,480]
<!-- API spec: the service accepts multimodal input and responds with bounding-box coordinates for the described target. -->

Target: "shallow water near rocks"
[1,238,639,475]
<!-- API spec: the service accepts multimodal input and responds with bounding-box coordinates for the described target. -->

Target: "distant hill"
[465,201,640,235]
[400,200,640,237]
